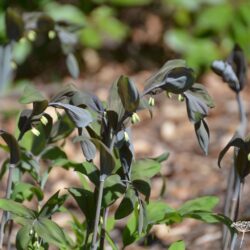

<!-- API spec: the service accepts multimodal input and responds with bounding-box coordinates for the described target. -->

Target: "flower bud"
[40,115,48,125]
[124,131,129,142]
[148,97,155,107]
[178,94,184,102]
[29,228,34,236]
[27,30,37,42]
[19,37,27,44]
[131,113,140,124]
[31,127,40,136]
[48,30,56,40]
[165,91,172,98]
[10,61,17,70]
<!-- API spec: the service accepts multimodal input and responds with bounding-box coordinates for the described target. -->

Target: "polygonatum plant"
[212,44,248,250]
[0,58,234,249]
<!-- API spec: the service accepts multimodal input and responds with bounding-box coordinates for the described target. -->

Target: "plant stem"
[0,163,15,249]
[91,176,105,250]
[222,93,246,250]
[99,207,109,250]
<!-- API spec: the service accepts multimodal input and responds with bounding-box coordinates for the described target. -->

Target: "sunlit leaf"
[39,191,68,218]
[169,240,185,250]
[131,159,161,181]
[0,199,37,219]
[178,196,219,216]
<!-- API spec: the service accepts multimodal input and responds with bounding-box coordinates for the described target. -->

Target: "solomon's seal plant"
[212,44,248,250]
[0,54,233,249]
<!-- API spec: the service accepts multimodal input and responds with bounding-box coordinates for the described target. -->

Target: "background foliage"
[1,0,250,88]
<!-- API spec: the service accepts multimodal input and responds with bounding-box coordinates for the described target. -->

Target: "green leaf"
[68,188,95,230]
[80,27,102,49]
[19,85,48,116]
[49,102,93,128]
[131,159,161,181]
[122,209,139,247]
[92,138,116,176]
[138,200,147,235]
[146,201,178,225]
[0,130,20,163]
[194,119,209,155]
[115,187,137,219]
[178,196,219,216]
[72,161,100,186]
[34,217,69,248]
[106,231,119,250]
[117,75,140,113]
[19,85,47,105]
[150,151,170,163]
[41,146,68,162]
[66,53,79,79]
[0,199,36,219]
[39,191,68,218]
[44,2,86,25]
[109,0,151,6]
[196,4,232,33]
[31,118,53,156]
[169,240,185,250]
[103,174,126,207]
[50,114,74,142]
[183,211,235,235]
[132,179,151,201]
[11,182,43,202]
[16,225,32,250]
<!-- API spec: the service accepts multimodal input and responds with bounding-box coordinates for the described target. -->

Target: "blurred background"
[1,0,250,249]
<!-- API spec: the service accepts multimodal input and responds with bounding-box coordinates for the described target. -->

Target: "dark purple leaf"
[218,135,245,168]
[195,119,209,155]
[49,102,93,128]
[0,130,20,164]
[184,92,208,123]
[143,60,195,95]
[117,75,140,113]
